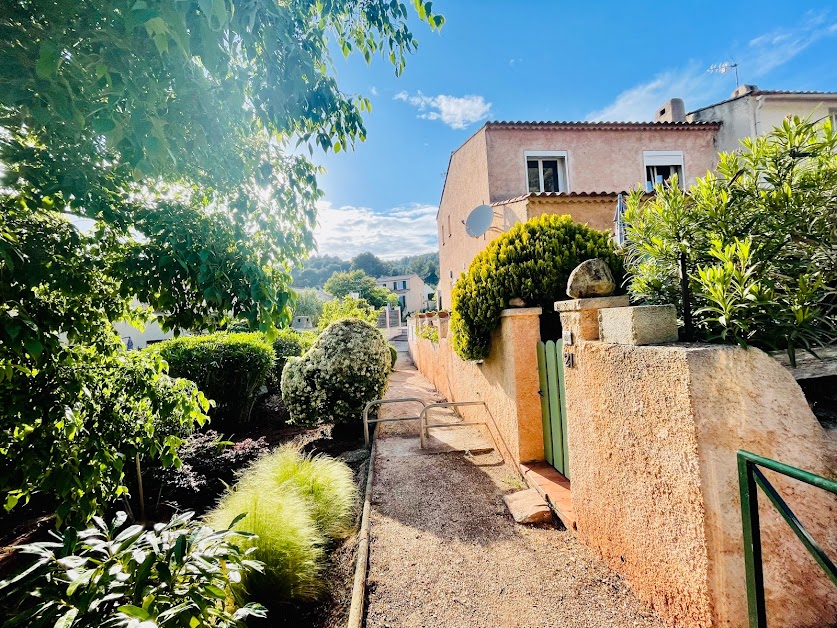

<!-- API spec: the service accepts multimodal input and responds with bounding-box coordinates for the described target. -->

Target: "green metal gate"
[537,340,570,478]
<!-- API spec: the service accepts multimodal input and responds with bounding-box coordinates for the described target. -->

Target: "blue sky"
[311,1,837,260]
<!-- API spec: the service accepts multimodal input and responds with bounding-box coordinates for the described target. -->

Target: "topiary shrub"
[149,332,275,425]
[388,343,398,370]
[205,447,357,602]
[451,214,622,361]
[265,328,318,393]
[281,319,390,427]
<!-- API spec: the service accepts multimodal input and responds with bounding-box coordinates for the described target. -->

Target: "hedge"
[265,328,318,393]
[149,332,274,425]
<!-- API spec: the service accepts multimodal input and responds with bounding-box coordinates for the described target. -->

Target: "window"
[830,108,837,130]
[525,151,568,193]
[398,295,406,310]
[392,281,397,290]
[400,280,407,290]
[643,150,684,190]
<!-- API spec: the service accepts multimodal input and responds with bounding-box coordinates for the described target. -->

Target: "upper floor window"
[524,151,568,193]
[643,150,684,190]
[830,108,837,130]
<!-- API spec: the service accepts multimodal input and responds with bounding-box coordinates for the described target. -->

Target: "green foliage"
[206,447,359,602]
[451,215,621,360]
[291,256,351,288]
[1,343,209,525]
[419,325,439,343]
[0,511,266,627]
[149,333,274,425]
[266,328,318,394]
[292,288,327,326]
[0,0,440,526]
[282,319,390,427]
[624,117,837,359]
[324,269,398,307]
[318,296,381,331]
[389,344,398,369]
[351,252,393,278]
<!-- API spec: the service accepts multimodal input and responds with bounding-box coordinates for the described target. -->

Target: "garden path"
[364,350,665,628]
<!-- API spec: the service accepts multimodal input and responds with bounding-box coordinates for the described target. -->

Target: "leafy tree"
[317,296,381,331]
[293,288,327,326]
[324,269,398,307]
[291,255,351,288]
[0,0,442,522]
[351,251,393,278]
[623,117,836,362]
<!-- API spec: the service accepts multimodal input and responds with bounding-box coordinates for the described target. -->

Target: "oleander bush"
[205,448,357,602]
[282,319,390,427]
[451,214,621,360]
[623,117,837,361]
[265,328,318,394]
[0,511,266,627]
[149,332,275,424]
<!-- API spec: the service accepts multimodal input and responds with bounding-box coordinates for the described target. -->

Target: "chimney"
[655,98,686,123]
[731,84,758,99]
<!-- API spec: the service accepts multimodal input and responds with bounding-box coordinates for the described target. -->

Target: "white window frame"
[643,150,685,189]
[524,150,569,193]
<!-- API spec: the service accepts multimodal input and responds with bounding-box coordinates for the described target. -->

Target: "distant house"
[376,273,434,314]
[682,85,837,153]
[436,119,720,308]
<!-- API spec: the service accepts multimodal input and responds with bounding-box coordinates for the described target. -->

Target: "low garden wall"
[408,309,545,466]
[560,305,837,628]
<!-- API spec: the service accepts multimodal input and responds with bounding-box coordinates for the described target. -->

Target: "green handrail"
[737,450,837,627]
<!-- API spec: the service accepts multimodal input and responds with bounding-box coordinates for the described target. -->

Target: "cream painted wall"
[688,93,837,153]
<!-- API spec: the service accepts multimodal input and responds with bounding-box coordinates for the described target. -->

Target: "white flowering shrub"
[281,318,390,426]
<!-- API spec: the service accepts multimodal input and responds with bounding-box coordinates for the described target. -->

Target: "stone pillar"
[555,296,630,343]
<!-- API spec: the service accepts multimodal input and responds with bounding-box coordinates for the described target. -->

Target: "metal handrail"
[419,401,487,448]
[362,397,426,446]
[737,450,837,627]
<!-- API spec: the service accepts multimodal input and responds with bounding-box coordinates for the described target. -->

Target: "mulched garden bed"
[0,393,370,628]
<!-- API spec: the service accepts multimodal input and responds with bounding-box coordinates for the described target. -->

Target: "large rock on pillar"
[566,259,616,298]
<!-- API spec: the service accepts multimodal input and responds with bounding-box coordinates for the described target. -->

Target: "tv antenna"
[707,61,740,87]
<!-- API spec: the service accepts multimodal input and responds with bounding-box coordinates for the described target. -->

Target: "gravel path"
[364,351,664,628]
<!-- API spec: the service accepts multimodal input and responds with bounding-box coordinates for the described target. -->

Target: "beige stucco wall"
[484,124,719,203]
[408,308,545,465]
[559,329,837,627]
[525,197,615,232]
[438,127,491,310]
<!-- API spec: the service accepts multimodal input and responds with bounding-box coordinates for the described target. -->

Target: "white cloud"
[370,86,378,96]
[394,91,492,129]
[586,12,837,122]
[313,200,438,259]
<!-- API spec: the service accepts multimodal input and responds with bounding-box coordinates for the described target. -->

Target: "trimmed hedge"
[265,328,318,393]
[149,332,274,425]
[451,214,621,361]
[388,344,397,370]
[281,319,390,427]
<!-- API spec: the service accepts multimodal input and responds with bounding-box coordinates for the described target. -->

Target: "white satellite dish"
[464,204,493,238]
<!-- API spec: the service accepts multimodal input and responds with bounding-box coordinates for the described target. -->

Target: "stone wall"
[560,306,837,627]
[408,308,545,465]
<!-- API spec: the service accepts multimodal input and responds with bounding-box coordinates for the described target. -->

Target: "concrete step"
[503,488,552,525]
[520,462,576,531]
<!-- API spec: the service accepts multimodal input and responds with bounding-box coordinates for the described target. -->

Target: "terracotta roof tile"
[485,120,719,129]
[491,191,622,206]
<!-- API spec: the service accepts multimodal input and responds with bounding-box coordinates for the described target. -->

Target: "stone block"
[502,488,552,525]
[598,305,679,346]
[566,258,616,298]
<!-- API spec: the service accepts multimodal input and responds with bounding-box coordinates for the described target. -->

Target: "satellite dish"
[464,204,493,238]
